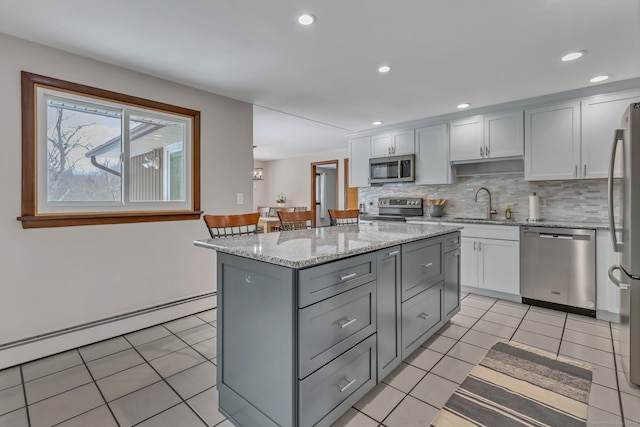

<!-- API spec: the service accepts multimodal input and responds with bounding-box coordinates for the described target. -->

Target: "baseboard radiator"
[0,292,217,370]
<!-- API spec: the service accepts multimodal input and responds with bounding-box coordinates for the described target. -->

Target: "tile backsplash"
[358,173,620,223]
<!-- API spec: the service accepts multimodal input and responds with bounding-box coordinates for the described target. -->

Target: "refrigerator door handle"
[608,265,630,290]
[608,129,624,253]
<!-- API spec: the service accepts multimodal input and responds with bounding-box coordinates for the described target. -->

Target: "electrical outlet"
[236,193,244,205]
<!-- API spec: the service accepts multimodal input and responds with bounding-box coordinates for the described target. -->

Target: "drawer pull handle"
[338,318,357,329]
[387,250,400,256]
[419,313,432,320]
[453,252,460,257]
[338,378,357,392]
[339,272,357,281]
[451,239,459,244]
[422,262,433,268]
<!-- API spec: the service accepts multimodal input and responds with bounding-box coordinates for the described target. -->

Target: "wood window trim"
[18,71,202,228]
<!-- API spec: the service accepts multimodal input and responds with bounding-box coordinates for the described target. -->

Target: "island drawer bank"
[195,223,462,427]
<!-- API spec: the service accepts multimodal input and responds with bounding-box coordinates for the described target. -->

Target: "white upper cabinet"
[415,123,452,185]
[581,90,640,179]
[371,129,415,157]
[484,111,524,158]
[348,136,371,187]
[449,116,484,161]
[525,101,581,181]
[450,112,523,162]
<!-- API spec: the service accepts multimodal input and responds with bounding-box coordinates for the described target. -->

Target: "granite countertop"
[194,222,462,268]
[404,215,611,230]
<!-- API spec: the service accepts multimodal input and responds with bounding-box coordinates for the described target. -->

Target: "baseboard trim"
[0,292,217,370]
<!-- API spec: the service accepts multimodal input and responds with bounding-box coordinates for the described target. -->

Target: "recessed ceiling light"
[372,121,383,126]
[378,65,391,73]
[561,51,585,62]
[297,14,315,25]
[590,75,610,83]
[457,103,470,109]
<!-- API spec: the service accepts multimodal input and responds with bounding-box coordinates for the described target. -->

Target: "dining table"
[258,216,281,233]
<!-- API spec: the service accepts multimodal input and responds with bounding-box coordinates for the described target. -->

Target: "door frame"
[311,160,339,228]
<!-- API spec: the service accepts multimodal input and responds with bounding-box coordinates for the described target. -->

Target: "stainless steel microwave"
[369,154,415,184]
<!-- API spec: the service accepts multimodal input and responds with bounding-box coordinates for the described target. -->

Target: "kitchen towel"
[529,192,540,220]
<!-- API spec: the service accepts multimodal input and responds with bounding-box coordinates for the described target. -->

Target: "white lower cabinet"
[445,223,520,296]
[460,237,520,295]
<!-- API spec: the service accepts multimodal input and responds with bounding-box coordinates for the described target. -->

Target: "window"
[19,72,201,228]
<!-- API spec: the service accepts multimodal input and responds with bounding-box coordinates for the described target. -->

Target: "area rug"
[430,340,593,427]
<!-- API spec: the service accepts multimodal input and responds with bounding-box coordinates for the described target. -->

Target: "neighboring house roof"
[85,122,165,157]
[85,122,165,176]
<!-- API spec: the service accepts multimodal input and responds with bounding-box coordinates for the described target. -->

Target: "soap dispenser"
[505,205,512,220]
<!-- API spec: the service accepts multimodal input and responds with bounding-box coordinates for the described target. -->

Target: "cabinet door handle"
[387,250,400,256]
[419,312,432,320]
[474,241,476,251]
[584,164,587,177]
[485,146,489,157]
[338,318,357,329]
[574,165,578,177]
[338,378,357,392]
[480,147,483,157]
[478,242,482,251]
[422,262,433,268]
[453,252,460,257]
[339,272,357,281]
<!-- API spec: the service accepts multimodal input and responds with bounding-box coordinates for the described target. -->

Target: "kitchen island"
[195,222,462,427]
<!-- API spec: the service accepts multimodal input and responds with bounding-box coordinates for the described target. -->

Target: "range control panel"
[378,197,423,207]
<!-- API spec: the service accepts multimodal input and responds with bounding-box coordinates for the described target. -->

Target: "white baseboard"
[0,293,217,370]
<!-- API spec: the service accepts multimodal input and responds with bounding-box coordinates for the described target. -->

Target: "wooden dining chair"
[203,213,261,238]
[257,207,270,218]
[328,209,360,226]
[278,210,314,231]
[294,206,308,212]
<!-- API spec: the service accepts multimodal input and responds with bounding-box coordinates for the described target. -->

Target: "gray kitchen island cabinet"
[195,222,461,427]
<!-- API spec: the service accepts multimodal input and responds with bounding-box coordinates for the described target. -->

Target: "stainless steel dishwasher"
[520,226,596,317]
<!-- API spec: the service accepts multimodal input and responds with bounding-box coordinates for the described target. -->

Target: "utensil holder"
[429,205,444,217]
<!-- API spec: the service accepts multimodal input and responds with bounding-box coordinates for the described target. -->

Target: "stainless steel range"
[360,197,423,222]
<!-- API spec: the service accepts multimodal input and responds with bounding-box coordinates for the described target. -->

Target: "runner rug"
[430,340,593,427]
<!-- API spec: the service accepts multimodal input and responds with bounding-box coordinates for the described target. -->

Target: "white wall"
[253,149,348,210]
[0,33,253,362]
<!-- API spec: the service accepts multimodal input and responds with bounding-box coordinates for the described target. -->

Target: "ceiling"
[1,0,639,161]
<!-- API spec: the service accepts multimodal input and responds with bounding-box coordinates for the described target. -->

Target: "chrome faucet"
[474,187,498,219]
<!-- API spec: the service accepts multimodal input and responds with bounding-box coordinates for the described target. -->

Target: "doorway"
[311,160,338,227]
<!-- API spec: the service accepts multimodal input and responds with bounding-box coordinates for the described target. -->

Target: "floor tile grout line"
[122,333,212,427]
[130,401,206,427]
[349,407,383,426]
[609,322,626,426]
[19,365,31,427]
[48,348,125,427]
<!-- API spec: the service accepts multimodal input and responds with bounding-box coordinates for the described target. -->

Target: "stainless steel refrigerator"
[608,102,640,385]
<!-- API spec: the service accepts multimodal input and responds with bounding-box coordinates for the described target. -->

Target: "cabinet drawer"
[444,232,461,253]
[401,238,443,301]
[299,335,376,427]
[401,283,443,359]
[299,253,376,308]
[298,282,376,378]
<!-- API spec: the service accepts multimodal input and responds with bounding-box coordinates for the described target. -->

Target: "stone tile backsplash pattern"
[359,173,621,223]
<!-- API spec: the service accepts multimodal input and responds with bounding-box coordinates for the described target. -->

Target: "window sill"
[18,211,203,229]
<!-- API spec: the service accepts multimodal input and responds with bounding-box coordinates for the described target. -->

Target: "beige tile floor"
[0,293,637,426]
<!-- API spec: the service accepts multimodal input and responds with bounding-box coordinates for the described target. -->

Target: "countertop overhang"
[194,222,462,268]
